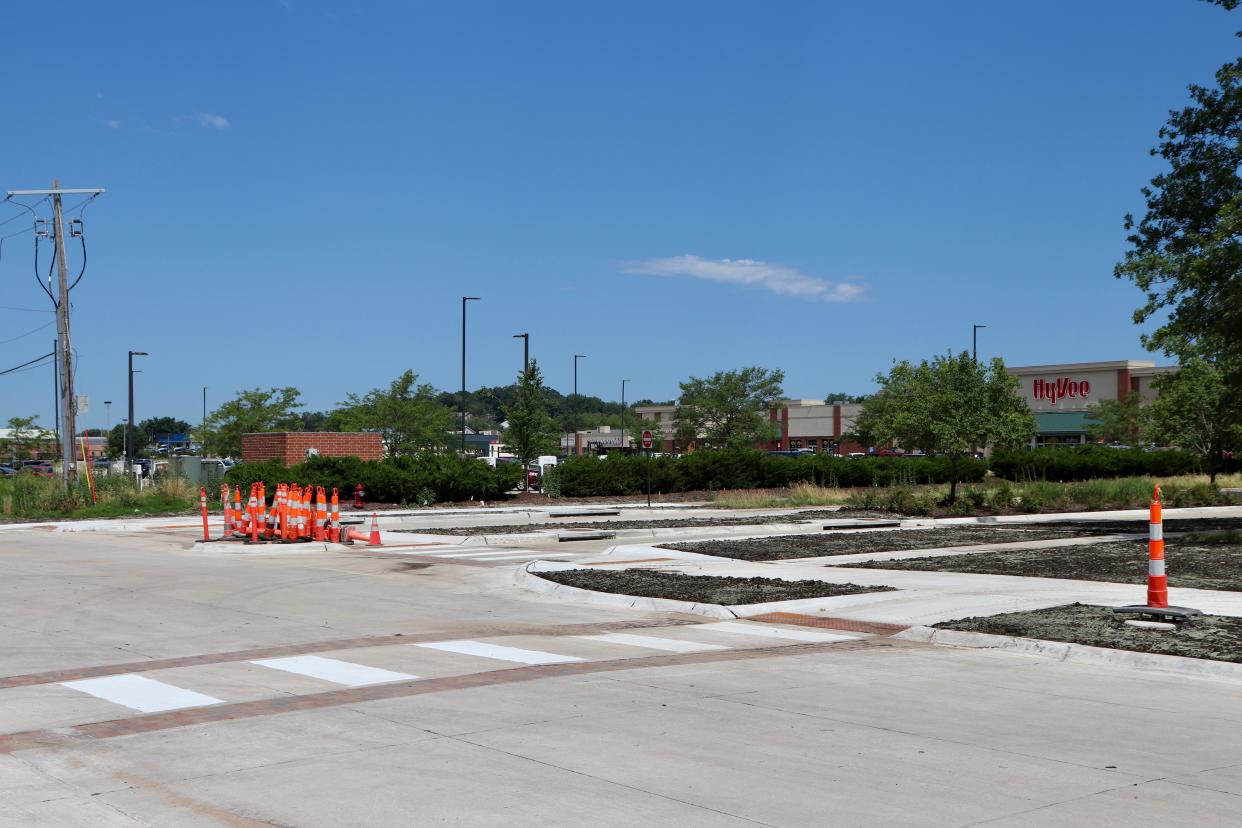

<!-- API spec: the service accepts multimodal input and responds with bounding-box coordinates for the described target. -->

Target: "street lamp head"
[575,354,585,359]
[129,350,148,357]
[463,296,480,301]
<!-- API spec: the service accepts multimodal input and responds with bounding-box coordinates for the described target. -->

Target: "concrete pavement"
[1,507,1241,825]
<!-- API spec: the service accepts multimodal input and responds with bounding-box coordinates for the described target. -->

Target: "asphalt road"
[1,513,1240,826]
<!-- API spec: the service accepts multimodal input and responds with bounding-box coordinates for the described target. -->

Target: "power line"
[0,350,55,378]
[0,319,55,345]
[0,305,54,313]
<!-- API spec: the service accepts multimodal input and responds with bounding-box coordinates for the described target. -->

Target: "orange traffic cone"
[368,512,381,545]
[343,514,382,546]
[1114,485,1203,623]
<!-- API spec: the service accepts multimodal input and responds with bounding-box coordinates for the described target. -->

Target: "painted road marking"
[60,675,223,713]
[578,633,729,653]
[694,621,857,643]
[414,640,582,665]
[251,656,418,687]
[432,550,578,560]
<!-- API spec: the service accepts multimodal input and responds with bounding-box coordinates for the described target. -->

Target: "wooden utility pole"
[6,183,105,487]
[51,182,75,484]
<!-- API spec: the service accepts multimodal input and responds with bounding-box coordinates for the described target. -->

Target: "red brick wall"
[242,432,384,465]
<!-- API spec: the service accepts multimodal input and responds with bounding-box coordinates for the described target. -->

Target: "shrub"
[225,453,523,505]
[989,445,1214,482]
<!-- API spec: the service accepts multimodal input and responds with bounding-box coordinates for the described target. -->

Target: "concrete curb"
[894,625,1242,682]
[515,561,737,619]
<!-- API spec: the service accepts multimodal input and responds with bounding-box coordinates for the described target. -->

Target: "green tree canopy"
[854,353,1034,503]
[1115,3,1242,371]
[674,367,784,449]
[138,416,191,437]
[201,387,303,458]
[3,416,52,462]
[107,422,149,459]
[503,360,560,469]
[1144,356,1242,483]
[335,370,453,456]
[1084,392,1144,444]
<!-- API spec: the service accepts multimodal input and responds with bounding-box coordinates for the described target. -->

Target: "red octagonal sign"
[641,430,653,449]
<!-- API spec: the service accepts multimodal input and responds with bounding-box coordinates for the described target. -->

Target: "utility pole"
[52,338,60,456]
[973,324,987,364]
[7,183,104,486]
[621,379,630,453]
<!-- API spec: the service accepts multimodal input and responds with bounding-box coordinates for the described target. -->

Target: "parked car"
[0,464,17,476]
[20,460,54,478]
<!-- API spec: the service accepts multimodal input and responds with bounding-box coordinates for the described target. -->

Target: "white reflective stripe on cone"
[1149,558,1166,576]
[1150,523,1163,541]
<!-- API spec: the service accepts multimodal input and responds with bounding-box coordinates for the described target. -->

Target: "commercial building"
[560,425,630,455]
[1008,360,1174,446]
[634,358,1176,455]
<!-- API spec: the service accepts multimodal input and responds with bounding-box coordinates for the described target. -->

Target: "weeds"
[0,472,198,519]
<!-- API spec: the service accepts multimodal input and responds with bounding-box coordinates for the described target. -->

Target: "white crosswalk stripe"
[61,675,223,713]
[251,656,418,686]
[693,621,856,643]
[577,633,729,653]
[413,640,582,665]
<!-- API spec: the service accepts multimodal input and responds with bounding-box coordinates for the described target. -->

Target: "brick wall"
[241,432,384,465]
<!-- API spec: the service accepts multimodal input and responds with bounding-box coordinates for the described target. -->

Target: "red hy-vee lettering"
[1033,378,1091,404]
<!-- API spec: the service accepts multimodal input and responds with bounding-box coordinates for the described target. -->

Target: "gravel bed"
[395,509,896,536]
[843,538,1242,591]
[936,603,1242,663]
[663,525,1141,562]
[535,568,895,605]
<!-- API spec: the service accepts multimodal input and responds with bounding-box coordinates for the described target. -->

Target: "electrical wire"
[0,197,46,229]
[0,351,55,378]
[0,319,55,345]
[34,236,57,306]
[0,305,54,313]
[68,234,87,292]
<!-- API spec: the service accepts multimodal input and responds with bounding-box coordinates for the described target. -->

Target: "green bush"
[555,449,987,498]
[225,453,523,504]
[988,445,1217,482]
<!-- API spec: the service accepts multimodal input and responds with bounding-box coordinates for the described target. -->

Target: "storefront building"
[1008,360,1175,446]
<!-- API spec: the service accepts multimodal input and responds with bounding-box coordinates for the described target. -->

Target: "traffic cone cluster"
[215,483,355,544]
[343,513,382,546]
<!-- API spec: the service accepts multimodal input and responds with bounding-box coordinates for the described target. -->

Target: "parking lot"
[2,504,1242,826]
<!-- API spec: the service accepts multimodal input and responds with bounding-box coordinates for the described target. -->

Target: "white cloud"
[196,113,230,129]
[622,254,864,302]
[105,120,121,129]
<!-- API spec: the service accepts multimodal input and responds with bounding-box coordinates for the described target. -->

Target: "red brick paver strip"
[0,619,696,690]
[747,612,909,635]
[0,638,888,754]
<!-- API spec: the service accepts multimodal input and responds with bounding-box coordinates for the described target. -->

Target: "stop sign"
[641,430,653,450]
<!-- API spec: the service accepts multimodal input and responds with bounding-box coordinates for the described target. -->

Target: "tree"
[503,360,560,472]
[106,422,150,459]
[675,367,784,449]
[2,416,52,462]
[1084,392,1145,444]
[854,353,1035,503]
[1144,356,1242,484]
[335,370,454,456]
[201,387,303,458]
[138,417,191,437]
[1115,3,1242,373]
[822,392,870,404]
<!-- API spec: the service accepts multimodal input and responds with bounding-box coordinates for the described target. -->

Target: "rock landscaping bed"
[535,568,895,605]
[936,603,1242,664]
[844,535,1242,592]
[396,509,895,536]
[664,525,1141,562]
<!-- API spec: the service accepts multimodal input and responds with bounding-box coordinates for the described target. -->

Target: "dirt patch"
[664,525,1142,562]
[396,509,896,536]
[844,538,1242,592]
[936,603,1242,663]
[535,568,895,605]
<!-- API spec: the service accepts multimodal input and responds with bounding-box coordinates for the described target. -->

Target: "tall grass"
[0,473,197,519]
[713,483,854,510]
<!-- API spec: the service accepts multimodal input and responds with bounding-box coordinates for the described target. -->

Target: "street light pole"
[127,351,148,469]
[104,401,111,433]
[572,354,585,456]
[973,324,987,363]
[621,379,630,453]
[461,296,480,454]
[512,333,529,373]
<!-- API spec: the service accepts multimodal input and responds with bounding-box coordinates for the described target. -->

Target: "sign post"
[641,430,654,508]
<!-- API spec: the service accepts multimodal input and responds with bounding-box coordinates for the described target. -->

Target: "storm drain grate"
[747,612,908,635]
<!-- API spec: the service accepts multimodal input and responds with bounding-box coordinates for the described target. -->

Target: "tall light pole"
[573,354,585,456]
[201,386,208,455]
[461,296,480,454]
[973,324,987,363]
[104,401,112,432]
[621,379,630,452]
[127,351,147,468]
[512,333,529,374]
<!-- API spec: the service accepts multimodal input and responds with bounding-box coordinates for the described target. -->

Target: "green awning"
[1035,411,1090,435]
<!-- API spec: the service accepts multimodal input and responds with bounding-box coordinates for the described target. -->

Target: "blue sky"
[0,1,1236,430]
